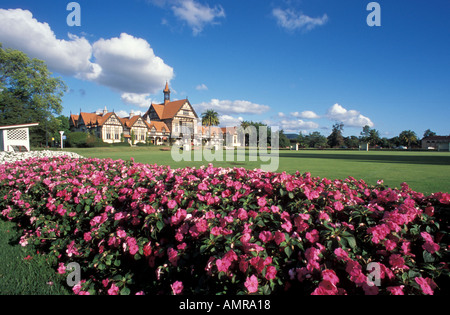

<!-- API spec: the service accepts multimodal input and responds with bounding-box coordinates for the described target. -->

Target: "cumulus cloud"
[0,9,174,97]
[92,33,174,94]
[326,103,374,128]
[116,109,146,118]
[279,119,319,133]
[0,8,99,79]
[272,8,328,32]
[291,110,320,119]
[121,93,153,108]
[218,114,243,127]
[195,99,270,115]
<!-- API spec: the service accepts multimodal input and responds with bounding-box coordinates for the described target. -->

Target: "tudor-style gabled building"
[70,107,150,144]
[143,82,199,142]
[70,107,125,143]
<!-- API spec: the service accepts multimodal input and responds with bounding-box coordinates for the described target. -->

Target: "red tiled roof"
[423,136,450,141]
[147,99,197,120]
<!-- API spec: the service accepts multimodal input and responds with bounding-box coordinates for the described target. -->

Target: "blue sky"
[0,0,449,138]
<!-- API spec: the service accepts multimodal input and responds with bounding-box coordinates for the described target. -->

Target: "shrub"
[66,132,88,148]
[0,157,449,295]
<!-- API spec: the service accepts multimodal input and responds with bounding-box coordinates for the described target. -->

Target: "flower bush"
[0,156,449,295]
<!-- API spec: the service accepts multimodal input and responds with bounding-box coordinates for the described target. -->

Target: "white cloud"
[121,93,153,108]
[291,110,320,119]
[172,0,225,35]
[92,33,174,94]
[116,109,146,118]
[272,8,328,32]
[0,9,174,97]
[326,103,374,128]
[218,114,243,127]
[148,0,225,35]
[195,99,270,115]
[279,119,319,133]
[0,8,99,79]
[196,83,208,91]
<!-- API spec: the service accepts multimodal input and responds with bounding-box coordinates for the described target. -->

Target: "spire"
[164,81,170,93]
[163,81,171,105]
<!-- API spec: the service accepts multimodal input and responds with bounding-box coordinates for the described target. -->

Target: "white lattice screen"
[6,129,28,141]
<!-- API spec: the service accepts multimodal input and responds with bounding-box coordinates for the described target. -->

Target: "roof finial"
[164,81,170,93]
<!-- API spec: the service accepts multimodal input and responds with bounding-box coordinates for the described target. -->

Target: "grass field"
[58,146,450,194]
[0,220,70,295]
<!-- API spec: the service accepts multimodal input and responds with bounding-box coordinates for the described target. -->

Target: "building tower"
[163,82,170,105]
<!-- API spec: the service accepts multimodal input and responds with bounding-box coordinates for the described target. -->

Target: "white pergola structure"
[0,123,39,152]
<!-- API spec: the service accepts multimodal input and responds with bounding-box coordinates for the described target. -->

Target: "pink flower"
[168,247,179,266]
[167,199,177,209]
[311,280,338,295]
[66,240,80,257]
[259,231,273,243]
[265,266,277,280]
[216,258,231,273]
[415,277,436,295]
[322,269,339,286]
[244,275,259,294]
[171,281,183,295]
[389,254,408,270]
[333,201,344,211]
[274,231,285,245]
[57,263,66,274]
[387,286,405,295]
[83,232,92,242]
[257,196,267,207]
[334,247,350,261]
[306,229,319,243]
[421,232,440,254]
[108,283,120,295]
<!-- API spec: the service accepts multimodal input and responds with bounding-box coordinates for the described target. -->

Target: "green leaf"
[344,236,357,250]
[423,251,435,263]
[156,220,164,231]
[284,246,293,258]
[120,287,131,295]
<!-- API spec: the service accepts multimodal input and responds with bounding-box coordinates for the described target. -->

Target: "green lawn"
[59,146,450,194]
[0,220,70,295]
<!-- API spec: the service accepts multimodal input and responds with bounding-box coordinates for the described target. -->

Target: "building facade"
[422,136,450,151]
[143,82,199,144]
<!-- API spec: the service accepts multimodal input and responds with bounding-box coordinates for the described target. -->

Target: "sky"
[0,0,449,138]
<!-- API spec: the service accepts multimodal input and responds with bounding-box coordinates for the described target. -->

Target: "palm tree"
[399,130,417,149]
[201,109,220,141]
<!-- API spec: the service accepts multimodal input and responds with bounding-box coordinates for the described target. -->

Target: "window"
[115,134,119,140]
[106,133,111,140]
[183,110,190,116]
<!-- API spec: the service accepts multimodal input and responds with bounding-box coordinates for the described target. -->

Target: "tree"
[239,120,272,147]
[399,130,418,148]
[327,123,344,148]
[279,130,291,148]
[306,131,328,148]
[0,43,67,146]
[344,136,360,149]
[423,129,437,139]
[201,109,220,128]
[360,125,380,146]
[201,109,220,142]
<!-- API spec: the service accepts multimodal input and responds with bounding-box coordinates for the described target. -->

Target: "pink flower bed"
[1,156,449,295]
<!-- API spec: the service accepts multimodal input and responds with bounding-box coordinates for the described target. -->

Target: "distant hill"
[285,134,299,140]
